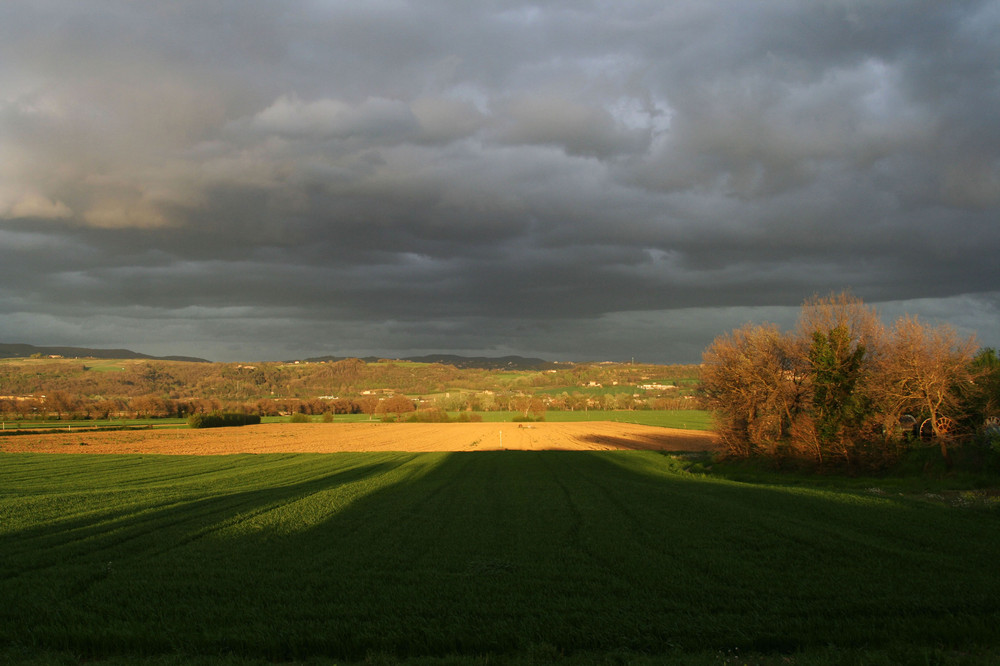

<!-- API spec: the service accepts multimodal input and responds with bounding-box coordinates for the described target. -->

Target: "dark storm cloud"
[1,0,998,362]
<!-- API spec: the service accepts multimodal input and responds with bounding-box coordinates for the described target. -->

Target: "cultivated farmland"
[3,427,1000,664]
[0,421,716,455]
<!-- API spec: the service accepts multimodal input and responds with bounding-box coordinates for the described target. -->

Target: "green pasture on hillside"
[2,452,999,664]
[83,361,129,372]
[535,380,699,397]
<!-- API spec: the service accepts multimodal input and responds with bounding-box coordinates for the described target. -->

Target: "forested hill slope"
[302,354,558,370]
[0,343,208,363]
[6,344,560,370]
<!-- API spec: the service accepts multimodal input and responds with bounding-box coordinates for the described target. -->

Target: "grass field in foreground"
[2,452,999,665]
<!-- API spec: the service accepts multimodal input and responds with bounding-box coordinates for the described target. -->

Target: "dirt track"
[0,422,717,455]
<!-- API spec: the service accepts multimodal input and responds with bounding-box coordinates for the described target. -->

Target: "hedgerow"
[187,412,260,429]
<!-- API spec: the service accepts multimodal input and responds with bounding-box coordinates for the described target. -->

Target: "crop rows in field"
[2,451,999,664]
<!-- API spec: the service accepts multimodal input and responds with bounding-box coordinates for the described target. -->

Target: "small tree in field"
[512,395,546,420]
[357,396,379,421]
[377,394,415,419]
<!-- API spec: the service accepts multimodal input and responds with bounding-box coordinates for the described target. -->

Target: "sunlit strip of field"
[2,452,999,664]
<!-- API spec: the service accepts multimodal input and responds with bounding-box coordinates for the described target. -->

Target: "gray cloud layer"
[1,1,998,362]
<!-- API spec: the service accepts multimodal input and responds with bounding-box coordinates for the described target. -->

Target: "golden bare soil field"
[0,422,717,455]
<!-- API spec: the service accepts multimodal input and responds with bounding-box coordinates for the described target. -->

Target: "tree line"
[0,393,410,422]
[0,388,699,424]
[0,356,698,403]
[700,292,999,468]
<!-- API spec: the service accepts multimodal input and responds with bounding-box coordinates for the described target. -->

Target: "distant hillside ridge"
[0,343,210,363]
[301,354,561,370]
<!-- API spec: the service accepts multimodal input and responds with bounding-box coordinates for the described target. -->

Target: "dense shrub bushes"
[187,412,261,429]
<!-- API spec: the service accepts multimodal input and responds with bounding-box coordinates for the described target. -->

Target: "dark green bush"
[187,412,261,429]
[405,409,485,423]
[406,408,450,423]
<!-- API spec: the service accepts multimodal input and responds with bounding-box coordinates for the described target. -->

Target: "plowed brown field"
[0,422,717,455]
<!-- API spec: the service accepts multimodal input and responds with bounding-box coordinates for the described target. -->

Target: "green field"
[448,410,713,429]
[286,409,712,430]
[2,452,999,664]
[536,409,712,429]
[266,409,714,429]
[278,410,715,428]
[0,418,188,431]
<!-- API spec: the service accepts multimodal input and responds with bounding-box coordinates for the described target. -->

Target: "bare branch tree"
[701,323,804,457]
[870,315,977,464]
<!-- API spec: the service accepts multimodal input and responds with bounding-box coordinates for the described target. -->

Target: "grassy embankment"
[2,451,998,665]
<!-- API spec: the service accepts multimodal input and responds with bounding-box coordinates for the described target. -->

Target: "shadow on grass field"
[688,442,1000,497]
[2,451,999,664]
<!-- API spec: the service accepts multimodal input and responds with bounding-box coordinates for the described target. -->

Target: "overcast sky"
[1,1,998,363]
